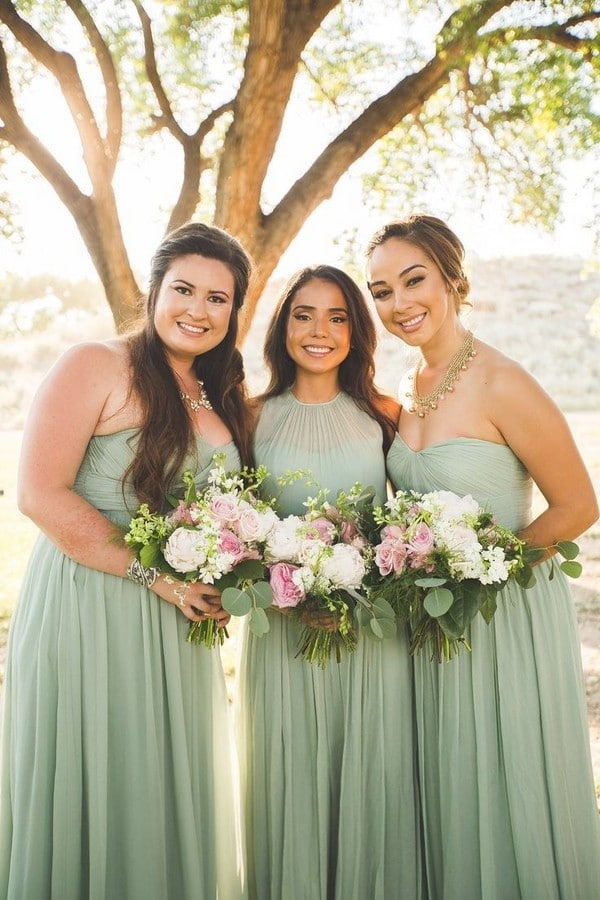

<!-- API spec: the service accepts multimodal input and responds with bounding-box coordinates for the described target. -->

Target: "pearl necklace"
[408,330,476,418]
[179,379,213,412]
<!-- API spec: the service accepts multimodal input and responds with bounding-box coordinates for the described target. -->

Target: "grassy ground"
[1,418,599,802]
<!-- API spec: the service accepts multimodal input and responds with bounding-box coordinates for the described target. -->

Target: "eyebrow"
[291,304,348,313]
[368,263,427,288]
[171,278,230,297]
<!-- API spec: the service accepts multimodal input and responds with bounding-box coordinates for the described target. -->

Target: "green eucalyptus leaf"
[436,583,481,634]
[556,540,579,560]
[371,596,396,620]
[369,618,384,640]
[232,559,265,580]
[221,587,252,616]
[515,565,536,589]
[415,576,447,588]
[250,580,274,609]
[375,616,397,638]
[423,587,454,617]
[249,606,270,636]
[354,604,371,628]
[216,571,240,591]
[478,586,498,624]
[560,560,583,579]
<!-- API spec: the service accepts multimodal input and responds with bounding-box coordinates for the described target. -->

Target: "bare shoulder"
[474,339,540,398]
[56,338,129,377]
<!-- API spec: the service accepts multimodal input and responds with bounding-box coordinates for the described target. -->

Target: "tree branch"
[131,0,189,144]
[64,0,123,173]
[216,0,339,229]
[0,0,112,195]
[482,14,600,55]
[0,38,89,217]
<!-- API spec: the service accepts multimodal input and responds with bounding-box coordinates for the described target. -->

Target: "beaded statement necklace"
[179,379,213,412]
[408,330,476,418]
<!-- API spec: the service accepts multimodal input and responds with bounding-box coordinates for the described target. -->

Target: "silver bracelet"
[126,558,159,589]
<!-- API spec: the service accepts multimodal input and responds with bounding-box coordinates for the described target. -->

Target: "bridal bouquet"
[369,488,581,661]
[263,484,396,667]
[125,458,278,648]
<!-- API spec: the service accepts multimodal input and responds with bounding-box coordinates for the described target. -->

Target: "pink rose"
[218,529,245,563]
[269,562,306,608]
[407,522,435,557]
[381,524,405,542]
[340,519,358,543]
[375,539,407,577]
[304,517,336,544]
[171,500,196,525]
[210,495,240,525]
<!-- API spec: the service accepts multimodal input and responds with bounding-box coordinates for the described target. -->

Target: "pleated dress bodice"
[254,390,387,515]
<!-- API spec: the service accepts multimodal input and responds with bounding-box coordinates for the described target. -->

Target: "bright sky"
[0,4,597,286]
[2,142,597,289]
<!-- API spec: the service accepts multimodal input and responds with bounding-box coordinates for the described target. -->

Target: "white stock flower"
[480,547,510,584]
[292,565,316,592]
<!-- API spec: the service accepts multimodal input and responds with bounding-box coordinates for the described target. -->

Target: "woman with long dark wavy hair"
[0,222,253,899]
[237,265,424,900]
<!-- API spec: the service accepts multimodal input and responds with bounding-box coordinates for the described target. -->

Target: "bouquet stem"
[186,618,228,648]
[296,623,358,668]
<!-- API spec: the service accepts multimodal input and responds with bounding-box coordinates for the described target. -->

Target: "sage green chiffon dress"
[237,391,423,900]
[0,430,246,900]
[386,433,600,900]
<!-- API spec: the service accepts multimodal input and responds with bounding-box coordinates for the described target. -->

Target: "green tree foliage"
[0,0,598,336]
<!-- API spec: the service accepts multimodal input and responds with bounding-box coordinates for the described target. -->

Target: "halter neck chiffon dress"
[237,390,423,900]
[0,430,246,900]
[386,432,600,900]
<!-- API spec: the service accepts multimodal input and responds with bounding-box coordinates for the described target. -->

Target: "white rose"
[164,527,209,573]
[265,516,304,562]
[438,523,481,555]
[318,543,366,590]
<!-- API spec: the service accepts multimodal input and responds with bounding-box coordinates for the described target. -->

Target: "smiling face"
[367,238,456,346]
[153,253,235,363]
[285,278,351,378]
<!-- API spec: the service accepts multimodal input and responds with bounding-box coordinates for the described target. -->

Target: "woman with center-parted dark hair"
[237,264,424,900]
